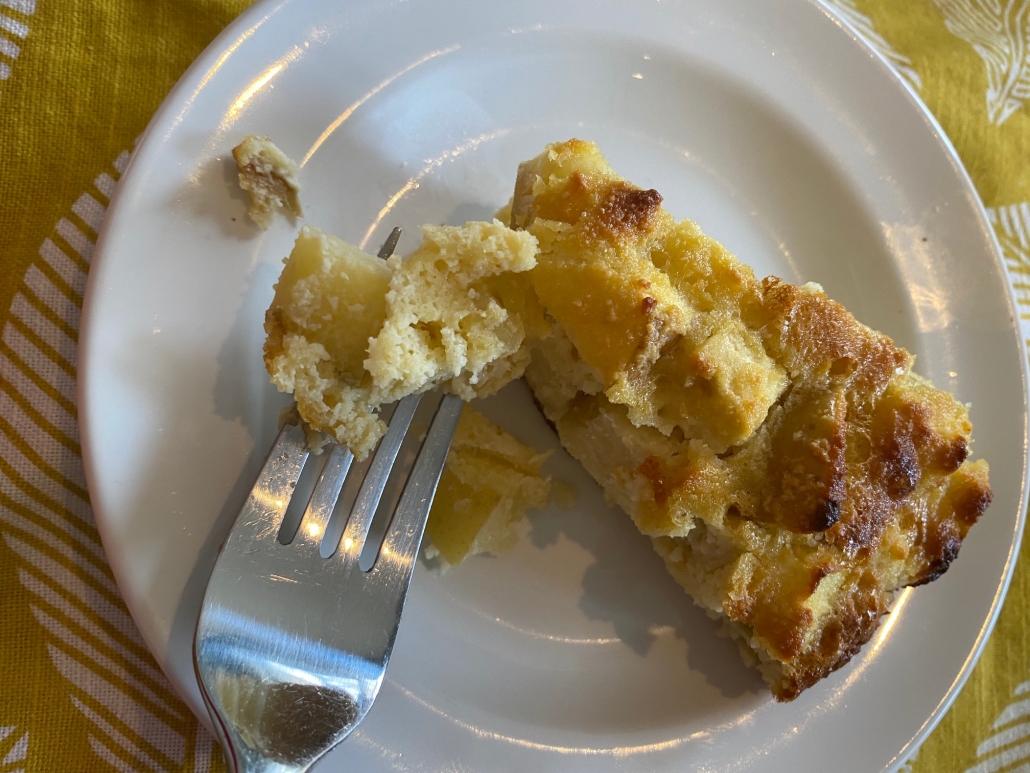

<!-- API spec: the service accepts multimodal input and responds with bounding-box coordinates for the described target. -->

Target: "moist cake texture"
[264,220,538,458]
[513,140,991,699]
[263,221,551,562]
[264,225,392,458]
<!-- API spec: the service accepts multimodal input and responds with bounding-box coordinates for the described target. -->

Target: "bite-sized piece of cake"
[264,220,539,458]
[232,135,303,228]
[265,225,391,459]
[516,140,991,700]
[426,407,551,567]
[367,220,546,404]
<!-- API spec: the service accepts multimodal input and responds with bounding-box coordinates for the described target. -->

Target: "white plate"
[79,0,1029,770]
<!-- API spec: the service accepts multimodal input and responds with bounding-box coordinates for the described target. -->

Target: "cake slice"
[513,140,992,699]
[259,138,992,700]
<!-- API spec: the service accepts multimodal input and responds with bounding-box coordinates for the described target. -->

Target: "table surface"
[0,1,1028,771]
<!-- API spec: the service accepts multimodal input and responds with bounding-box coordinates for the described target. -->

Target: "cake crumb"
[425,407,551,566]
[233,135,303,228]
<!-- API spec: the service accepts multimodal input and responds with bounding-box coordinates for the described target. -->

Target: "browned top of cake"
[515,139,991,699]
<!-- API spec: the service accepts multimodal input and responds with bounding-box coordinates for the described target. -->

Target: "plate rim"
[809,0,1030,763]
[77,0,1030,768]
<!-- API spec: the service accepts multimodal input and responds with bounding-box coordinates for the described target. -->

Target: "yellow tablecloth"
[0,1,1026,770]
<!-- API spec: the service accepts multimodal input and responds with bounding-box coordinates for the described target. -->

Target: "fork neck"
[225,743,317,773]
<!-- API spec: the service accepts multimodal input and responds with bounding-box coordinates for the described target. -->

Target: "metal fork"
[194,229,463,772]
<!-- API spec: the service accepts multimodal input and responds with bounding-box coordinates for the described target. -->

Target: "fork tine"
[374,393,464,573]
[307,224,409,560]
[227,422,309,550]
[377,226,402,259]
[335,393,421,559]
[292,442,353,551]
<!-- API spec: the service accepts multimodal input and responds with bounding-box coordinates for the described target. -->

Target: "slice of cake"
[514,140,992,699]
[259,137,991,700]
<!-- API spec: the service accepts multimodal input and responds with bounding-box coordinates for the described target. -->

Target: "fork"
[194,228,464,773]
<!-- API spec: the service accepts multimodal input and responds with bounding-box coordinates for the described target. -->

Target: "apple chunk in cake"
[513,140,991,700]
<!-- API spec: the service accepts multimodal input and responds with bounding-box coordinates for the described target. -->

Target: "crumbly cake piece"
[232,136,303,228]
[426,407,551,566]
[265,225,391,457]
[514,140,992,700]
[366,219,546,404]
[265,223,552,564]
[264,220,539,458]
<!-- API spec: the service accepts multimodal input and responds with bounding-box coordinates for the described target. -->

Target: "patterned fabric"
[0,0,1027,770]
[0,3,248,770]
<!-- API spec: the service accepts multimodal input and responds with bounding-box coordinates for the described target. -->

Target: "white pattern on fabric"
[0,508,114,590]
[0,0,31,86]
[48,645,185,763]
[1,730,27,764]
[74,697,174,773]
[0,13,28,38]
[957,200,1030,769]
[0,1,35,14]
[933,0,1030,125]
[0,351,78,440]
[977,721,1030,757]
[0,35,19,60]
[988,203,1030,355]
[54,219,94,261]
[71,193,106,232]
[39,238,88,291]
[89,733,160,773]
[0,152,222,772]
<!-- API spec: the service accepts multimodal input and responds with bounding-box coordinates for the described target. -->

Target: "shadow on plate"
[468,382,765,704]
[528,483,764,701]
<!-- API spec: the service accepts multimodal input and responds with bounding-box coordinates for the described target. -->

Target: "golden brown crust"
[593,183,664,238]
[756,278,910,402]
[775,571,890,700]
[758,385,848,533]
